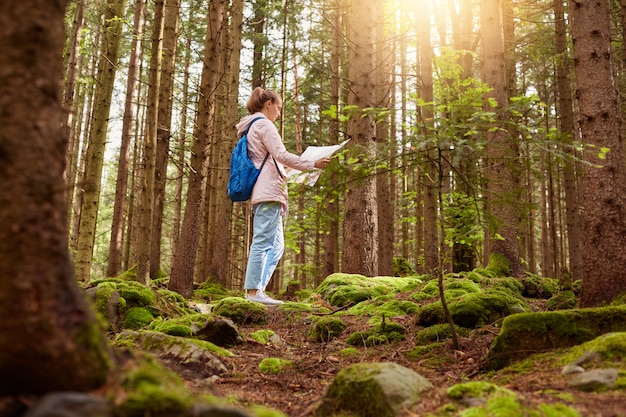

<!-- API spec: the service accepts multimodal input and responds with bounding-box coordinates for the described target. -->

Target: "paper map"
[286,139,350,186]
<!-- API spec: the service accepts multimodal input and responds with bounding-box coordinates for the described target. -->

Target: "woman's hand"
[314,157,331,169]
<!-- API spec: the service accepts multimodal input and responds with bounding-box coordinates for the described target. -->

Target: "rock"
[484,306,626,370]
[22,392,111,417]
[314,362,432,417]
[197,317,243,346]
[561,364,585,375]
[568,368,619,391]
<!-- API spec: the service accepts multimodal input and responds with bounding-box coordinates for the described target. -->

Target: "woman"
[236,87,330,305]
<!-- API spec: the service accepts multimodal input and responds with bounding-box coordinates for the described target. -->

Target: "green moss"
[521,275,559,299]
[416,323,470,344]
[489,277,525,298]
[193,282,234,301]
[484,306,626,370]
[250,329,276,345]
[561,332,626,368]
[114,354,194,417]
[258,358,294,374]
[447,381,516,400]
[348,298,419,326]
[485,253,511,277]
[393,257,415,276]
[405,342,445,362]
[122,307,154,330]
[315,273,422,307]
[417,289,525,329]
[345,321,406,347]
[248,404,289,417]
[147,319,192,337]
[546,290,577,311]
[211,296,267,325]
[338,347,360,357]
[310,316,346,342]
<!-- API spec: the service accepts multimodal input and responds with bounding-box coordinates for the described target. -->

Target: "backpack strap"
[245,116,284,179]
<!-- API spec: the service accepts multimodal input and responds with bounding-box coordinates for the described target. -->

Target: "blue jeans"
[244,202,284,291]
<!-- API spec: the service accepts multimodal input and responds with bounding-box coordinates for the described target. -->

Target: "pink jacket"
[235,113,315,211]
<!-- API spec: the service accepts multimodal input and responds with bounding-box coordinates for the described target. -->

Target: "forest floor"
[184,299,626,417]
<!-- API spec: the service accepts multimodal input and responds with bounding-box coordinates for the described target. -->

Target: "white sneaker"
[245,291,284,306]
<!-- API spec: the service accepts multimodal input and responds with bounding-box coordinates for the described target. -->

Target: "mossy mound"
[416,289,526,329]
[249,329,276,345]
[561,332,626,370]
[547,290,577,311]
[122,307,154,330]
[521,275,559,299]
[113,352,195,417]
[348,298,420,326]
[315,273,422,307]
[193,282,236,301]
[211,296,268,325]
[484,306,626,370]
[446,381,580,416]
[346,321,406,347]
[147,313,212,337]
[309,316,346,342]
[258,358,295,374]
[416,323,471,344]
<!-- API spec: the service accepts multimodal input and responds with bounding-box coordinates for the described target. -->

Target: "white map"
[286,139,350,186]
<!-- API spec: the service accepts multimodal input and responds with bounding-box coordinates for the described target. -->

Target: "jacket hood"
[236,113,266,137]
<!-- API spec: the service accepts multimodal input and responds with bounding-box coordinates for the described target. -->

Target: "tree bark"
[151,0,181,279]
[480,0,523,277]
[0,0,112,394]
[107,0,146,277]
[137,0,165,284]
[341,0,379,275]
[169,0,226,297]
[74,0,128,282]
[569,0,626,306]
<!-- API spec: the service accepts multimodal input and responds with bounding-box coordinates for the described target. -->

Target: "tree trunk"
[555,0,583,282]
[137,0,165,284]
[416,0,439,273]
[480,0,523,277]
[151,0,181,279]
[0,0,112,394]
[341,0,379,275]
[323,0,342,278]
[376,0,394,276]
[74,0,128,282]
[107,0,146,277]
[169,0,226,297]
[569,0,626,306]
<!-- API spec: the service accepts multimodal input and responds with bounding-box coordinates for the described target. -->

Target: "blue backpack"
[227,117,270,202]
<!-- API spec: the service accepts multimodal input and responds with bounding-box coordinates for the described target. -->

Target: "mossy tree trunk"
[0,0,113,394]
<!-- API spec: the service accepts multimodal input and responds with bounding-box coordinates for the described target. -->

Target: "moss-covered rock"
[346,321,406,347]
[348,298,420,326]
[521,275,559,299]
[113,352,195,417]
[315,273,422,307]
[211,297,267,325]
[446,381,580,417]
[193,282,235,301]
[313,362,432,417]
[309,316,346,342]
[547,290,577,311]
[122,307,154,330]
[416,289,526,328]
[484,306,626,370]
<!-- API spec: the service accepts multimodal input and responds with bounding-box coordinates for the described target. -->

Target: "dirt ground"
[192,306,626,417]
